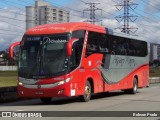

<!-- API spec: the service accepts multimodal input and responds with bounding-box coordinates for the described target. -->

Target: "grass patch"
[0,71,17,87]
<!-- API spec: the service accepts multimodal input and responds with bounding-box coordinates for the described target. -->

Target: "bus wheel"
[80,81,91,102]
[146,81,150,88]
[124,78,138,94]
[40,97,52,103]
[132,78,138,94]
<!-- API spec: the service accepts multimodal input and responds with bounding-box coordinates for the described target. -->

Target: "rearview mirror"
[66,38,79,56]
[9,42,20,59]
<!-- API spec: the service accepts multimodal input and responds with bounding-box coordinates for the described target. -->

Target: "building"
[26,0,70,30]
[150,43,160,62]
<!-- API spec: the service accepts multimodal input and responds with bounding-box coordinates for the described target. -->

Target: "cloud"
[0,0,160,51]
[145,0,160,13]
[68,0,160,44]
[0,7,25,51]
[68,0,116,22]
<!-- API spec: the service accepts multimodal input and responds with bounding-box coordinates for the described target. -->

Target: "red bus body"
[9,22,149,101]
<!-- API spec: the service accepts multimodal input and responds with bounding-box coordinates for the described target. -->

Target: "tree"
[0,49,18,66]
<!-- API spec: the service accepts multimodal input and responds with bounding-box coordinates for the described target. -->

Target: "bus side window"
[70,30,85,68]
[86,32,99,57]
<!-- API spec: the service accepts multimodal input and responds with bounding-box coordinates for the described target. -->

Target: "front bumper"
[17,83,71,98]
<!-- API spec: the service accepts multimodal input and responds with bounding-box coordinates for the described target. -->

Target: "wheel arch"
[87,77,94,93]
[134,75,138,87]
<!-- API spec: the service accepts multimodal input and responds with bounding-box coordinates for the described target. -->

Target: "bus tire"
[124,78,138,94]
[146,80,150,88]
[132,78,138,94]
[40,97,52,103]
[80,81,91,102]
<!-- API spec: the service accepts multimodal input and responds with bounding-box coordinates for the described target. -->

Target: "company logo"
[43,37,66,44]
[37,85,41,89]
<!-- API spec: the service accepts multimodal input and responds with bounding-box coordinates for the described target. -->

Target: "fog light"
[19,91,24,94]
[58,89,64,94]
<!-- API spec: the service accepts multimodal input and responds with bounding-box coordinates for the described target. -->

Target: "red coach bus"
[9,22,149,103]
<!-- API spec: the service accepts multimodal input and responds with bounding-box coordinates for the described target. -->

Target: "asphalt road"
[0,84,160,120]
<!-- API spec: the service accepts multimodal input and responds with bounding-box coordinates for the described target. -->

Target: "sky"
[0,0,160,51]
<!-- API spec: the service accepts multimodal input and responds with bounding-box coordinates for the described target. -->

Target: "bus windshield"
[19,34,69,78]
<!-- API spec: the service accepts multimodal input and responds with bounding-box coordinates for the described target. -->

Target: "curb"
[0,86,18,103]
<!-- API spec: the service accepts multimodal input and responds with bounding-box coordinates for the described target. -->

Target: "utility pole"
[115,0,138,34]
[83,2,102,24]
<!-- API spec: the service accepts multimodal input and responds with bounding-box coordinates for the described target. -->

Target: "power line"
[111,0,119,4]
[2,0,29,7]
[44,0,84,14]
[136,8,160,19]
[96,0,116,17]
[1,0,109,24]
[0,28,24,33]
[79,0,87,4]
[0,0,87,31]
[0,14,25,22]
[141,0,160,11]
[0,7,39,21]
[45,0,104,20]
[0,1,39,21]
[130,8,158,23]
[79,0,160,31]
[1,0,59,22]
[1,0,160,31]
[97,0,160,21]
[0,0,159,42]
[0,32,23,36]
[17,0,33,5]
[3,0,87,21]
[78,0,114,20]
[93,0,155,27]
[0,19,25,29]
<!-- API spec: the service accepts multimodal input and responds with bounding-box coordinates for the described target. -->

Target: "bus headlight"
[57,77,71,86]
[18,82,23,86]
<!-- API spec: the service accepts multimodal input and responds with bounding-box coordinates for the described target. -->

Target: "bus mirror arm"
[9,42,20,59]
[66,38,79,56]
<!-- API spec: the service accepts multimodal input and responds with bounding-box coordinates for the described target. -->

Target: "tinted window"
[70,30,85,68]
[106,35,148,57]
[86,31,107,57]
[86,31,148,57]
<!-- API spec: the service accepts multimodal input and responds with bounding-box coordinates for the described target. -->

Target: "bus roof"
[25,22,146,42]
[25,22,105,35]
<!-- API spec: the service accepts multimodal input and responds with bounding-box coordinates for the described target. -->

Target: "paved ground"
[0,83,160,120]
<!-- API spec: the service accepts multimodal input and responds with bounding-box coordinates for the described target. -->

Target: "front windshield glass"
[19,34,69,78]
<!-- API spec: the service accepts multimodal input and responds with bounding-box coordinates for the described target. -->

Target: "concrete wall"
[150,77,160,84]
[0,66,17,71]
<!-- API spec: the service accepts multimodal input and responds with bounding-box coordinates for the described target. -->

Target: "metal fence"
[0,66,17,71]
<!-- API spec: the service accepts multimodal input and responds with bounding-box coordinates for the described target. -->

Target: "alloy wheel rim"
[134,82,137,92]
[85,85,91,98]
